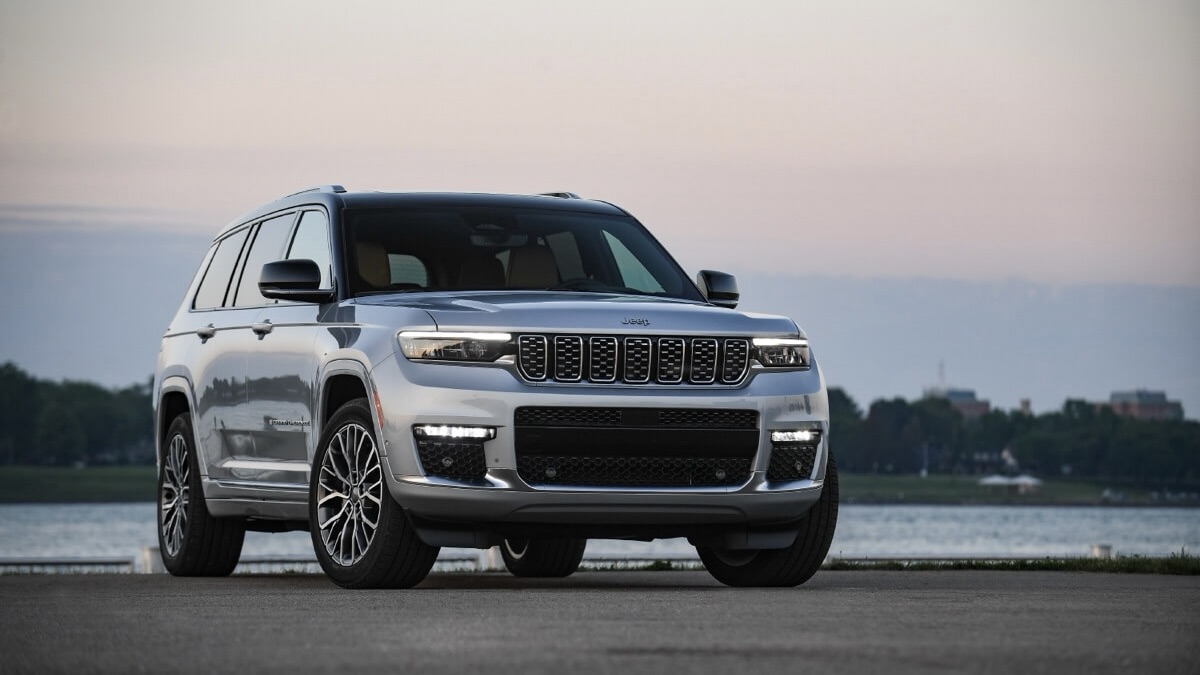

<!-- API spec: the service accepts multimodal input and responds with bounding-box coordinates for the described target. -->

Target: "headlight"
[752,337,810,368]
[398,331,512,362]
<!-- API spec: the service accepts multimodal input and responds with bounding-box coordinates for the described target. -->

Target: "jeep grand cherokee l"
[153,186,837,588]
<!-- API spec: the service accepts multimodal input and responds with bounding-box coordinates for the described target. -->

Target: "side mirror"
[259,260,335,303]
[697,270,739,309]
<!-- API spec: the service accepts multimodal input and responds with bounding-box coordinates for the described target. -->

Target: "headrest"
[356,241,391,289]
[507,246,560,288]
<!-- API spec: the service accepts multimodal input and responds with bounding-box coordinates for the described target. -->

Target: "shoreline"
[2,465,1197,508]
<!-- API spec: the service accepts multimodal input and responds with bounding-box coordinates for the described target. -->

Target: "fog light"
[413,425,497,440]
[771,429,819,444]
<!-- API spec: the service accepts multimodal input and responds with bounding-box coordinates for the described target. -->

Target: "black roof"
[215,189,626,239]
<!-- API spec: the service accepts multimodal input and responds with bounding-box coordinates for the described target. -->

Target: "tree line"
[0,362,153,466]
[1,362,1196,485]
[830,388,1200,487]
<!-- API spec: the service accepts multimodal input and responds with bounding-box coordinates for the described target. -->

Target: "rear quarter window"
[192,228,250,310]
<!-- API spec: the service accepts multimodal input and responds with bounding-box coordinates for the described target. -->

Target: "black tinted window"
[233,213,296,307]
[343,208,701,300]
[192,228,250,310]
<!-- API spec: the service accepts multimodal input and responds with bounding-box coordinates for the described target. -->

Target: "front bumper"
[369,354,830,547]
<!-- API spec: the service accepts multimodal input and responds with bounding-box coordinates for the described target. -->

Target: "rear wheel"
[158,414,245,576]
[310,398,439,588]
[698,453,839,587]
[500,537,587,577]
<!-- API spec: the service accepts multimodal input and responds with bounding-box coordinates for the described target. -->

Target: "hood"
[355,291,801,337]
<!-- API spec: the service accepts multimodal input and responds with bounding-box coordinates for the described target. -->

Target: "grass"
[838,473,1176,506]
[0,465,1193,506]
[0,465,157,503]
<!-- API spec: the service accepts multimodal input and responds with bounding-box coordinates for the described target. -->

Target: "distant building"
[924,387,991,420]
[1106,390,1184,421]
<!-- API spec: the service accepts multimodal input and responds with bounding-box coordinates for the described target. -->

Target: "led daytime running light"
[771,429,820,444]
[400,331,511,342]
[413,425,497,440]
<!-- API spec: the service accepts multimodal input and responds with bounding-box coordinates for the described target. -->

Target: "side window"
[286,210,332,288]
[603,231,665,293]
[192,228,250,310]
[232,213,296,308]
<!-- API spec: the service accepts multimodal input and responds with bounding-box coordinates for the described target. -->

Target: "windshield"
[342,207,704,301]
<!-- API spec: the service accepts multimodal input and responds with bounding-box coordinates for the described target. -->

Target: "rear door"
[199,211,298,484]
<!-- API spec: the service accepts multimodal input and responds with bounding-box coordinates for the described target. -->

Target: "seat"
[457,255,505,289]
[506,246,560,288]
[356,241,391,289]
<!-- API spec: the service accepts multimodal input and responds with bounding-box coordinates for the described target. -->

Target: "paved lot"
[3,570,1198,675]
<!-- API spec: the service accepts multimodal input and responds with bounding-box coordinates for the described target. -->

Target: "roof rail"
[283,185,347,198]
[538,192,582,199]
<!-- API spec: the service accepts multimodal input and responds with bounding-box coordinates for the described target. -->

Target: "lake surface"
[2,504,1196,566]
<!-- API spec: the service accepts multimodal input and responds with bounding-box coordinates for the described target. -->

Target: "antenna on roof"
[538,192,581,199]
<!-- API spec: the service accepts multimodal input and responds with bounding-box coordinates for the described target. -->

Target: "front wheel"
[500,537,587,577]
[158,414,245,576]
[310,398,439,588]
[698,453,839,587]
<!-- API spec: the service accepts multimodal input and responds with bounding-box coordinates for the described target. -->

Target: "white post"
[140,546,165,573]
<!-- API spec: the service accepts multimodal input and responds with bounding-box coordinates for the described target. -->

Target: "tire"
[310,398,439,589]
[500,537,587,578]
[158,414,246,576]
[698,453,839,587]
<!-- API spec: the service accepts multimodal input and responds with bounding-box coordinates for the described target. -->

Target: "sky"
[0,1,1197,414]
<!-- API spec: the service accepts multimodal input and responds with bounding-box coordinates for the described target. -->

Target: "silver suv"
[154,186,836,588]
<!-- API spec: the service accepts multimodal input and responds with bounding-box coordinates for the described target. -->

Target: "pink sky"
[1,1,1197,285]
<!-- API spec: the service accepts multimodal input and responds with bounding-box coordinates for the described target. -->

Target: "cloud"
[0,204,210,234]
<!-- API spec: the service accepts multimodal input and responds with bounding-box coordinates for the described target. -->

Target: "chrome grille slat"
[517,335,751,386]
[588,337,618,383]
[518,335,548,380]
[554,336,583,382]
[721,339,750,384]
[624,337,652,383]
[657,338,685,383]
[690,338,718,384]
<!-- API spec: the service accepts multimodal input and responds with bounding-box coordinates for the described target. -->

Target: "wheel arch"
[316,360,379,458]
[156,376,197,468]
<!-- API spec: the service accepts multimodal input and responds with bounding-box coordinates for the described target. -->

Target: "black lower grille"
[514,406,759,488]
[516,407,756,429]
[518,455,752,487]
[415,439,487,484]
[766,443,818,481]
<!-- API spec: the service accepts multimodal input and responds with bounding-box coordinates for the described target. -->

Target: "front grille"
[516,334,751,385]
[514,406,759,488]
[415,439,487,484]
[766,442,818,482]
[518,455,752,487]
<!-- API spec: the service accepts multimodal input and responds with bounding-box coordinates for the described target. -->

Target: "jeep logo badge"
[622,318,651,326]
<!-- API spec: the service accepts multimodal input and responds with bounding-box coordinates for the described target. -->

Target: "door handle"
[196,324,216,342]
[252,320,274,337]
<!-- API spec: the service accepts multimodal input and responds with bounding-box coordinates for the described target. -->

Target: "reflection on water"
[1,503,1196,561]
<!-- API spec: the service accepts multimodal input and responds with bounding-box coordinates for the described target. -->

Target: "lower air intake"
[517,455,752,488]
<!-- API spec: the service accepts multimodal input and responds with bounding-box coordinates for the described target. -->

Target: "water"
[2,504,1196,566]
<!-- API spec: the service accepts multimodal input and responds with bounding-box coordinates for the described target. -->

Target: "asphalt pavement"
[3,570,1198,675]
